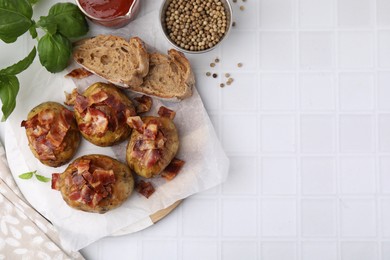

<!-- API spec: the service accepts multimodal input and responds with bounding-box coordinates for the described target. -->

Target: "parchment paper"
[4,11,229,251]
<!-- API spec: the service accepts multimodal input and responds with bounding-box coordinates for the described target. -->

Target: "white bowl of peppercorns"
[160,0,233,54]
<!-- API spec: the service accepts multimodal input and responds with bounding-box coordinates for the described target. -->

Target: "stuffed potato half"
[71,82,136,146]
[21,102,80,167]
[126,116,179,178]
[52,154,134,214]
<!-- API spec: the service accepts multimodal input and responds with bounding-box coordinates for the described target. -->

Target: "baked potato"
[126,116,179,178]
[52,154,134,214]
[67,82,136,146]
[21,102,80,167]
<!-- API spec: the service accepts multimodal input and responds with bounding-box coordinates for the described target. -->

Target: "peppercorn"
[164,0,228,51]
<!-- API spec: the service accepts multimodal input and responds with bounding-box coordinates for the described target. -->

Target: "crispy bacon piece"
[126,116,144,134]
[137,180,155,198]
[45,114,70,148]
[143,149,161,167]
[91,192,103,207]
[33,142,56,160]
[68,190,81,201]
[79,108,109,136]
[74,94,89,114]
[134,95,153,113]
[143,122,158,140]
[38,109,55,125]
[72,174,86,186]
[65,68,92,79]
[156,131,167,149]
[64,89,79,106]
[161,158,185,181]
[134,139,158,151]
[51,173,61,190]
[73,159,91,175]
[88,91,109,106]
[82,171,93,183]
[93,169,115,185]
[158,106,176,120]
[80,185,94,204]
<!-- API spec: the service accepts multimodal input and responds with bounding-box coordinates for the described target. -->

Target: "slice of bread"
[73,35,149,89]
[133,49,194,101]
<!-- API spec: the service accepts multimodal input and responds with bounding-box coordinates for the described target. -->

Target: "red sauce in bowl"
[79,0,134,19]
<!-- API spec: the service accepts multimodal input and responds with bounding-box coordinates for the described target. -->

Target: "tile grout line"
[295,0,302,259]
[333,0,342,259]
[373,0,383,258]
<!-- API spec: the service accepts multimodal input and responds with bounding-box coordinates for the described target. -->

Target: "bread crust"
[73,35,149,89]
[131,49,194,101]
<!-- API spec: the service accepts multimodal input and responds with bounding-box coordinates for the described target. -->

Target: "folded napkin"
[0,142,84,259]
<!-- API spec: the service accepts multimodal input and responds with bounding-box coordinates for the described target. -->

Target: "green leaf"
[0,75,19,120]
[18,171,35,179]
[48,3,88,38]
[35,174,50,182]
[38,33,72,73]
[36,15,57,35]
[0,47,36,75]
[0,0,33,43]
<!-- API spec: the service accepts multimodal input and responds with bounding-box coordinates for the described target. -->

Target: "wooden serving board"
[150,200,182,223]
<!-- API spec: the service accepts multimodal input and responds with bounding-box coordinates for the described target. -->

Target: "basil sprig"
[0,1,89,120]
[19,170,51,183]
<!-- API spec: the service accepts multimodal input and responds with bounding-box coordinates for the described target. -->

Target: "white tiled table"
[1,0,390,259]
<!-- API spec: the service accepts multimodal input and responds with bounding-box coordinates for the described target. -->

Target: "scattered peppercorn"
[164,0,228,52]
[215,58,220,63]
[232,21,236,27]
[212,73,218,78]
[220,83,225,88]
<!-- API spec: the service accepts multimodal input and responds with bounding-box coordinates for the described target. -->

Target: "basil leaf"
[0,47,36,75]
[19,171,35,179]
[0,0,33,43]
[38,33,72,73]
[0,75,19,121]
[35,174,51,182]
[36,15,57,35]
[48,3,88,38]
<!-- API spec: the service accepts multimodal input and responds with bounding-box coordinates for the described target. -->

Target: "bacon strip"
[74,93,89,113]
[65,68,92,79]
[143,122,158,140]
[158,106,176,120]
[161,158,185,181]
[134,95,153,113]
[93,169,115,185]
[88,91,109,106]
[137,180,155,198]
[126,116,144,134]
[64,89,78,106]
[79,108,109,136]
[143,149,161,167]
